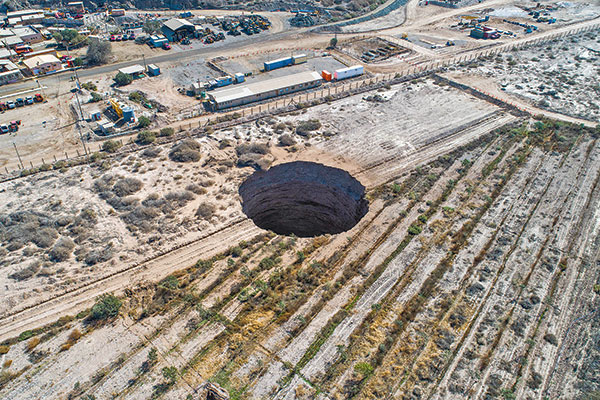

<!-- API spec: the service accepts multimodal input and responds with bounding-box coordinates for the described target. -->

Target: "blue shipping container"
[215,76,233,87]
[264,57,293,71]
[147,64,160,76]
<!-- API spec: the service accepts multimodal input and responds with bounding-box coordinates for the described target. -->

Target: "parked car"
[25,96,34,105]
[9,121,20,131]
[162,42,171,50]
[15,98,24,107]
[0,102,6,111]
[34,93,44,102]
[0,125,9,134]
[110,35,116,41]
[7,101,15,109]
[116,35,122,41]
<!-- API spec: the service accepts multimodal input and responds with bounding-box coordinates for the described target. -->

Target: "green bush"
[408,225,422,235]
[354,362,373,377]
[159,275,179,290]
[101,139,121,153]
[137,116,151,129]
[89,92,103,103]
[159,127,174,137]
[81,82,97,91]
[114,71,132,86]
[90,293,122,320]
[128,91,146,103]
[136,130,156,144]
[161,366,178,384]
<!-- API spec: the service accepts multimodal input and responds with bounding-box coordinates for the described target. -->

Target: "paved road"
[0,27,303,97]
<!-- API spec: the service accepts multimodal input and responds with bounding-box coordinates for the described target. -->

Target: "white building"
[0,60,23,85]
[23,54,62,75]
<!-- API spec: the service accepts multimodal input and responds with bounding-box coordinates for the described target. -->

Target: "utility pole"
[13,142,24,170]
[142,53,147,71]
[67,65,88,156]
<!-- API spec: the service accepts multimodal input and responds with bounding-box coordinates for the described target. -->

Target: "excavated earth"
[239,161,369,237]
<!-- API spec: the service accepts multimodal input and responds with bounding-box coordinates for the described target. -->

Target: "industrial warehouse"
[208,70,323,110]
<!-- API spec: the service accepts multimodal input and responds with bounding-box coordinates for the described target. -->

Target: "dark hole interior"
[239,161,369,237]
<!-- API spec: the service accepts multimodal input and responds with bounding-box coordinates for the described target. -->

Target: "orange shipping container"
[321,70,332,81]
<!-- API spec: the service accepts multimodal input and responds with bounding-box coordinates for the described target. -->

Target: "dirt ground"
[454,29,600,123]
[5,75,599,400]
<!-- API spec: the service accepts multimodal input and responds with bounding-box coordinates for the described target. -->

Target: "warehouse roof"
[0,49,13,59]
[118,64,145,75]
[162,18,194,32]
[0,59,19,71]
[210,71,322,104]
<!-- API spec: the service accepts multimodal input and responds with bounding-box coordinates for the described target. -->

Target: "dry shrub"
[0,345,9,355]
[3,360,12,369]
[49,237,75,262]
[237,154,272,170]
[121,205,160,232]
[196,202,216,219]
[112,177,143,197]
[60,343,72,352]
[296,119,321,136]
[9,260,41,281]
[68,329,82,342]
[279,134,296,146]
[235,143,269,156]
[93,174,117,193]
[26,337,40,352]
[169,139,201,162]
[199,179,215,187]
[141,147,162,158]
[186,184,207,195]
[141,191,194,214]
[164,191,195,207]
[85,247,114,266]
[34,227,59,248]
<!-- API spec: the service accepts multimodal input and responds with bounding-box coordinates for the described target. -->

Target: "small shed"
[97,120,115,134]
[147,64,160,76]
[88,109,102,121]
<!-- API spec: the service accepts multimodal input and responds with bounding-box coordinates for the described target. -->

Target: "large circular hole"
[239,161,369,237]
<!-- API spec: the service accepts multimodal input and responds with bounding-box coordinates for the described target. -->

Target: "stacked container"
[321,70,332,81]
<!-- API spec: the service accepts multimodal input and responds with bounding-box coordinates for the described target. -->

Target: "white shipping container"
[334,65,364,80]
[292,53,307,64]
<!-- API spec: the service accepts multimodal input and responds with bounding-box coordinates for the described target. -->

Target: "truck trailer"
[334,65,364,81]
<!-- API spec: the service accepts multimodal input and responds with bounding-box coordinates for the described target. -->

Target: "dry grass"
[26,337,40,352]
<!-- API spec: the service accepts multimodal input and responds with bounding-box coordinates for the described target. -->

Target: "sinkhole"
[239,161,369,237]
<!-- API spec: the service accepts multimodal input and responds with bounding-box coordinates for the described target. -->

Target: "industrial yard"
[0,0,599,399]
